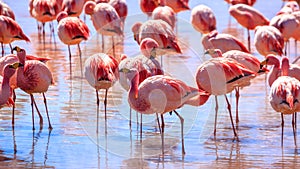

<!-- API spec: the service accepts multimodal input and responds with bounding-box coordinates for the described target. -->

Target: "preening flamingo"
[84,53,119,133]
[229,4,270,52]
[254,25,284,57]
[120,67,209,155]
[0,64,16,108]
[57,11,90,76]
[201,30,249,54]
[195,57,256,139]
[190,4,216,35]
[12,46,54,130]
[0,16,30,56]
[269,57,300,147]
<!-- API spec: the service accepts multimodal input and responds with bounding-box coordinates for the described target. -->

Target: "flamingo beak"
[12,46,21,53]
[260,59,268,65]
[150,48,156,59]
[10,62,20,69]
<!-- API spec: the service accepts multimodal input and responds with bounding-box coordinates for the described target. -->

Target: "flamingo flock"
[1,0,300,157]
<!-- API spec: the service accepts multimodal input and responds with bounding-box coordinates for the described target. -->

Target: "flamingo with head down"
[0,64,17,109]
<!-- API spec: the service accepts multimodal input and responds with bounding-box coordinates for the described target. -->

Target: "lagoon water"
[1,0,300,168]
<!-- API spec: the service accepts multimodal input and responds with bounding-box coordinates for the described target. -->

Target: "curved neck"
[128,71,140,105]
[268,66,280,87]
[0,75,11,105]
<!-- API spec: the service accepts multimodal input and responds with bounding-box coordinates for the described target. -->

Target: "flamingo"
[57,11,90,76]
[164,0,190,13]
[224,0,256,6]
[201,30,249,54]
[0,16,30,56]
[120,67,210,155]
[292,11,300,56]
[254,25,284,57]
[131,20,182,56]
[229,4,270,52]
[84,53,119,133]
[29,0,61,39]
[61,0,88,17]
[0,53,51,126]
[278,1,299,15]
[84,1,123,55]
[269,56,300,147]
[195,57,256,139]
[12,46,54,130]
[0,64,17,108]
[190,4,216,35]
[109,0,128,31]
[0,1,15,20]
[139,0,160,18]
[152,3,176,30]
[119,38,163,130]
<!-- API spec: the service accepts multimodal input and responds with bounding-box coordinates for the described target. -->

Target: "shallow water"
[1,0,300,168]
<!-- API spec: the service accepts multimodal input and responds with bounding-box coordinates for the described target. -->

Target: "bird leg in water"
[104,89,108,134]
[30,94,36,130]
[224,95,239,141]
[161,114,165,155]
[247,29,251,53]
[12,89,16,126]
[173,110,186,155]
[1,43,4,57]
[281,113,284,147]
[42,93,52,130]
[129,108,132,129]
[214,96,218,137]
[32,94,43,130]
[112,36,116,58]
[156,113,162,134]
[235,87,240,124]
[9,44,12,54]
[77,44,83,77]
[140,110,142,141]
[102,35,104,52]
[68,45,72,78]
[96,90,100,133]
[292,113,297,147]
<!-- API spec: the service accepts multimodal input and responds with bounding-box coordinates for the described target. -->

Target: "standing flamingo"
[229,4,270,52]
[139,0,160,18]
[84,1,122,56]
[57,11,90,76]
[0,64,16,108]
[0,16,30,56]
[190,4,216,35]
[254,25,284,57]
[109,0,128,31]
[152,3,176,30]
[84,53,119,133]
[195,57,256,139]
[12,46,54,130]
[61,0,87,17]
[269,57,300,147]
[120,67,210,155]
[201,30,249,54]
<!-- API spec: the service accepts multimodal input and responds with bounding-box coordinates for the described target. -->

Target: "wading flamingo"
[269,57,300,147]
[229,4,270,52]
[0,64,16,108]
[84,53,119,133]
[190,4,216,35]
[13,46,54,130]
[195,57,256,139]
[84,1,123,56]
[0,16,30,56]
[57,11,90,76]
[201,30,249,54]
[120,68,210,155]
[254,25,284,57]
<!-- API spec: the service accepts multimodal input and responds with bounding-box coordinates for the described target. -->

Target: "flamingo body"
[190,4,216,34]
[0,64,16,108]
[152,6,176,29]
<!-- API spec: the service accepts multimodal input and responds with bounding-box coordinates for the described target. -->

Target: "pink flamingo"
[278,1,299,15]
[139,0,160,18]
[120,67,210,155]
[201,30,249,54]
[0,1,15,20]
[57,11,90,76]
[152,3,176,30]
[254,25,284,57]
[164,0,190,13]
[0,53,51,126]
[84,53,119,133]
[0,64,16,108]
[190,4,216,35]
[119,38,163,130]
[84,1,123,55]
[12,46,54,130]
[195,57,256,139]
[224,0,256,6]
[29,0,61,39]
[269,56,300,147]
[0,16,30,56]
[109,0,128,31]
[229,4,270,52]
[61,0,88,17]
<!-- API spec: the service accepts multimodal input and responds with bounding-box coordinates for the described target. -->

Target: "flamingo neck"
[268,66,280,87]
[128,71,140,104]
[0,75,11,105]
[281,58,289,76]
[185,93,210,106]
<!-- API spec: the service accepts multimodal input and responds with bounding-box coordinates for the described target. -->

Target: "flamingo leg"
[32,94,43,130]
[102,35,104,52]
[68,45,72,78]
[9,44,12,53]
[77,44,83,77]
[235,87,240,124]
[2,43,4,57]
[224,95,238,140]
[112,36,115,58]
[292,113,297,147]
[160,114,165,155]
[30,94,35,130]
[247,29,251,53]
[281,113,284,147]
[156,113,162,134]
[42,93,52,130]
[104,89,108,134]
[129,107,132,129]
[96,90,99,133]
[12,89,16,126]
[140,111,142,141]
[214,96,218,136]
[173,110,186,155]
[295,40,297,57]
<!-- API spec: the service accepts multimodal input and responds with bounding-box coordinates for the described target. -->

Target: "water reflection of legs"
[281,113,284,147]
[43,130,52,166]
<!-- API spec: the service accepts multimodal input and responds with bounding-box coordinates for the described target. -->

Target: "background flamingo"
[0,1,15,20]
[190,4,216,35]
[0,64,16,108]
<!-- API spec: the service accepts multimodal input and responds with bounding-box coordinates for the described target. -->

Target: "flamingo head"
[204,48,222,58]
[261,54,280,68]
[84,1,96,15]
[3,63,17,78]
[56,11,68,23]
[12,46,26,64]
[140,38,159,59]
[119,68,139,98]
[131,22,142,43]
[281,57,290,76]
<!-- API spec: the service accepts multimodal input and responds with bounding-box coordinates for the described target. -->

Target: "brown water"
[1,0,300,168]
